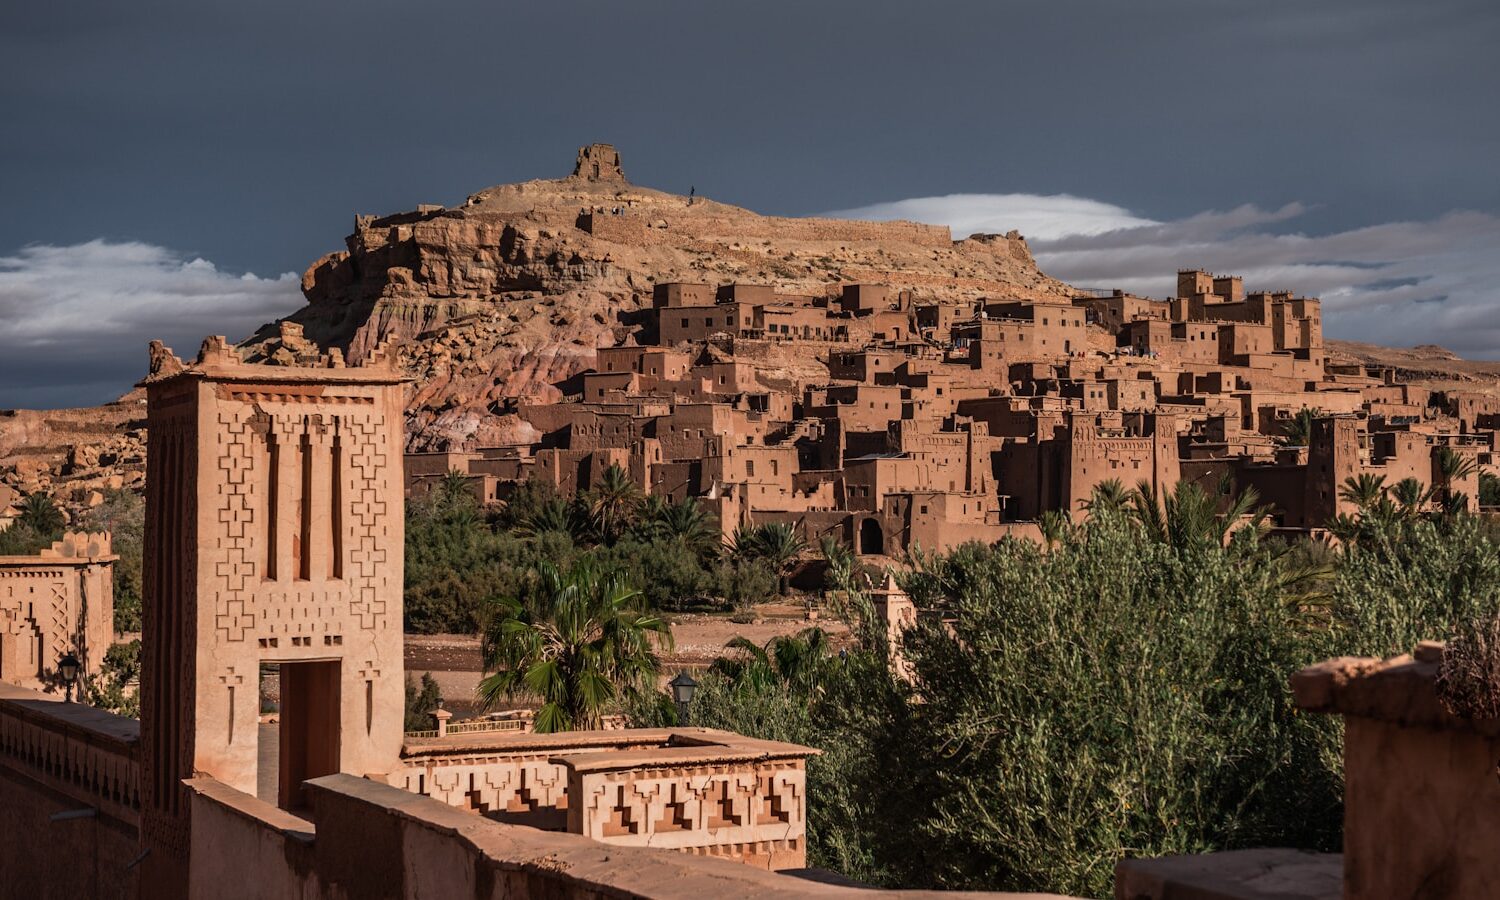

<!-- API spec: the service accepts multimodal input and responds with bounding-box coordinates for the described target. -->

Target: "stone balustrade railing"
[403,717,528,740]
[397,726,817,869]
[0,681,141,825]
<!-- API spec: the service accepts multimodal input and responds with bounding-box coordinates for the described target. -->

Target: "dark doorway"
[859,518,884,556]
[272,660,341,811]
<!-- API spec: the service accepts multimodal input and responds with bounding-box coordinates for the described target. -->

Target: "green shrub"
[1479,472,1500,508]
[404,672,443,732]
[85,639,141,717]
[82,489,145,633]
[404,506,535,633]
[659,508,1500,897]
[886,522,1340,895]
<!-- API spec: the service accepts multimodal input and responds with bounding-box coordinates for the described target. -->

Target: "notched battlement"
[141,327,407,390]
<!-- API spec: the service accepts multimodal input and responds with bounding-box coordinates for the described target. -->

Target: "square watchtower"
[137,336,407,880]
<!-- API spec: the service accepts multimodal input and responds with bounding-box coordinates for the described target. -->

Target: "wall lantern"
[669,672,699,723]
[58,653,81,703]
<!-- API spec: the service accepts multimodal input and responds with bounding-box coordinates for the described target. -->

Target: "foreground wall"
[189,772,1072,900]
[0,682,140,900]
[1293,642,1500,900]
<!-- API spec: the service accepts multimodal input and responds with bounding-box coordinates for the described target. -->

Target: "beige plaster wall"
[1343,715,1500,900]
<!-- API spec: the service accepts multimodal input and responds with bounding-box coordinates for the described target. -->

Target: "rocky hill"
[240,144,1071,450]
[0,395,146,522]
[1326,340,1500,391]
[5,144,1497,514]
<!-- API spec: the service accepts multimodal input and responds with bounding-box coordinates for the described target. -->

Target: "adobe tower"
[137,336,407,889]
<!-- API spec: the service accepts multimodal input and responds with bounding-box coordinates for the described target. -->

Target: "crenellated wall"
[0,531,117,690]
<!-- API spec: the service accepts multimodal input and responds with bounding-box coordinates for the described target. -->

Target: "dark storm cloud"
[0,0,1497,406]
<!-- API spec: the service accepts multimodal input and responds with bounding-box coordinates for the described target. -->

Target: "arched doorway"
[859,518,884,556]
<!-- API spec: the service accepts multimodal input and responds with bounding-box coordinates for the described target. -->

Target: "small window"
[746,460,755,477]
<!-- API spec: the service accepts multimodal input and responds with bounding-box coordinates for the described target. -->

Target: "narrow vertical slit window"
[365,679,373,735]
[298,430,313,581]
[330,429,343,580]
[266,431,279,581]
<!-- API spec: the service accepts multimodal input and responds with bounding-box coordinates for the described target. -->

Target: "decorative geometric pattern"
[573,762,807,861]
[212,409,258,642]
[0,567,84,686]
[205,399,392,641]
[402,753,570,821]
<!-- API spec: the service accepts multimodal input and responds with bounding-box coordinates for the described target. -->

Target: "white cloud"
[0,240,302,408]
[827,194,1500,359]
[825,193,1158,241]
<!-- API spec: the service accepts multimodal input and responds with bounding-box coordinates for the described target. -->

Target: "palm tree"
[1278,407,1322,447]
[515,497,582,542]
[1338,473,1388,511]
[711,627,835,695]
[478,559,672,732]
[1128,479,1268,550]
[428,469,480,527]
[1437,490,1471,520]
[438,469,471,503]
[638,496,720,559]
[1391,477,1432,516]
[1327,512,1364,544]
[581,464,642,545]
[1361,495,1406,534]
[1081,479,1131,517]
[1436,447,1479,509]
[727,522,807,595]
[1038,509,1073,549]
[18,492,63,535]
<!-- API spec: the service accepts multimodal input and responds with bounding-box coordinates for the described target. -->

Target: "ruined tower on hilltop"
[137,336,407,893]
[572,142,625,181]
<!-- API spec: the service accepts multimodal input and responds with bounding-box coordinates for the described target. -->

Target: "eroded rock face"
[241,146,1073,450]
[0,397,147,519]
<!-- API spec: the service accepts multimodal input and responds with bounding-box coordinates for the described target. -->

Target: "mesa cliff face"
[244,144,1072,450]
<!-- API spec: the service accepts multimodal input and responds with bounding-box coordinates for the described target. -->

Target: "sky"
[2,0,1497,408]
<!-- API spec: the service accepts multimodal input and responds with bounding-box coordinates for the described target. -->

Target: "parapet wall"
[399,726,815,870]
[189,772,1069,900]
[0,682,141,900]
